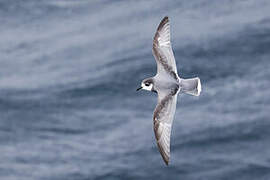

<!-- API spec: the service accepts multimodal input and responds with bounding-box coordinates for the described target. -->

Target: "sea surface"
[1,0,270,179]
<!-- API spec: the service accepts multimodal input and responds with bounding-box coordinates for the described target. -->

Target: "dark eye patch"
[145,83,150,86]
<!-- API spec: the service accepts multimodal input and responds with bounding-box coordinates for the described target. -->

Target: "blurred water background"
[1,0,270,179]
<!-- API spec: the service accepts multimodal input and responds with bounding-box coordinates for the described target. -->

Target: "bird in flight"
[137,16,201,165]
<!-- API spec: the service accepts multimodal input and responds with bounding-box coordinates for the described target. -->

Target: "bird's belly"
[156,81,179,95]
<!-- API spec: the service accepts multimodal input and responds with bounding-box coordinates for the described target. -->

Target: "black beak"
[136,87,142,91]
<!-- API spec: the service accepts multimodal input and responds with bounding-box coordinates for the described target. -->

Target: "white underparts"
[142,83,153,91]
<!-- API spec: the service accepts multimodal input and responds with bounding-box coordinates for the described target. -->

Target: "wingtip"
[157,16,169,31]
[157,141,170,166]
[160,151,169,165]
[163,16,169,21]
[161,16,169,24]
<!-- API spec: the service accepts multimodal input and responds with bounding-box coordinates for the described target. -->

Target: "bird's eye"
[145,83,150,86]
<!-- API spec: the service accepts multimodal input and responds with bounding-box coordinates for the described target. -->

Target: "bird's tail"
[180,77,201,96]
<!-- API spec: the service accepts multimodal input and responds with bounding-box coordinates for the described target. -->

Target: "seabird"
[137,16,202,165]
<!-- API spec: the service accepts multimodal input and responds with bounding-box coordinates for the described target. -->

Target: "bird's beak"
[136,87,142,91]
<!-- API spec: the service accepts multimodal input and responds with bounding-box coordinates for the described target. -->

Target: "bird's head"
[137,78,154,92]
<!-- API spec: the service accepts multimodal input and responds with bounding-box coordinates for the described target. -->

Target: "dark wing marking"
[152,16,178,80]
[153,87,178,165]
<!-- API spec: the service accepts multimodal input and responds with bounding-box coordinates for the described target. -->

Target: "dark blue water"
[1,0,270,179]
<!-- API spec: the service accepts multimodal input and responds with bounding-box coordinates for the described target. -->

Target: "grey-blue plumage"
[137,16,201,165]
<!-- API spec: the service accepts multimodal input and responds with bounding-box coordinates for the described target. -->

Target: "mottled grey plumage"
[137,16,201,165]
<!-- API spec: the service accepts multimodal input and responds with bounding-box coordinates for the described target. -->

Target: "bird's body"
[137,16,201,165]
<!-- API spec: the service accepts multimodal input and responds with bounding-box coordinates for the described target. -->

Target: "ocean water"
[1,0,270,179]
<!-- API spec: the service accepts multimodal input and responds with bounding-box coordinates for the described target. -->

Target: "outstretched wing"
[153,88,178,165]
[152,16,178,80]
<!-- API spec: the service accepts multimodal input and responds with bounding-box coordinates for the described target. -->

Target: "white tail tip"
[197,78,201,96]
[181,77,202,96]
